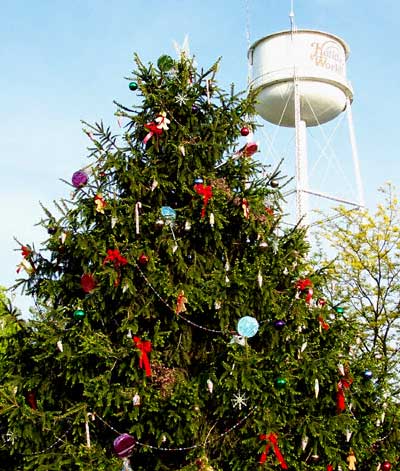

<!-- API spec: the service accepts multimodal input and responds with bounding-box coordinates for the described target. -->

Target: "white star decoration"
[231,391,248,410]
[175,93,188,106]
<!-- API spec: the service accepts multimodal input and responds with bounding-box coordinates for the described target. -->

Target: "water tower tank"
[248,30,353,127]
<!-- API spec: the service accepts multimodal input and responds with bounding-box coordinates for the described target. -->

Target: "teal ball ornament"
[73,309,85,319]
[128,81,138,91]
[237,316,259,338]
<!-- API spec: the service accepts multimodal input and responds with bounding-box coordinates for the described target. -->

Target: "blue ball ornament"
[237,316,259,338]
[194,177,204,184]
[363,370,373,380]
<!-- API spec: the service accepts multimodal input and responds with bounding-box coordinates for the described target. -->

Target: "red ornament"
[81,273,96,293]
[113,433,136,458]
[26,391,37,410]
[103,249,128,267]
[138,254,149,265]
[240,126,250,136]
[194,183,213,218]
[382,461,392,471]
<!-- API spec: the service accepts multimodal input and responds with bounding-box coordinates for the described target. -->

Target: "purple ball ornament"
[274,320,286,330]
[72,170,88,188]
[113,433,136,458]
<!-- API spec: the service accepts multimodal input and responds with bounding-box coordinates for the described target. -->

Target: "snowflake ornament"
[175,93,188,106]
[231,391,248,410]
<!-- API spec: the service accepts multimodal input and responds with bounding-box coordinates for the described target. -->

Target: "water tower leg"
[346,97,365,207]
[294,79,309,225]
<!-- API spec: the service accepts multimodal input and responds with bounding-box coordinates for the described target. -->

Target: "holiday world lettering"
[310,40,344,74]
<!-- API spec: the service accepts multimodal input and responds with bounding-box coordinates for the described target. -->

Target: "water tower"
[248,12,364,225]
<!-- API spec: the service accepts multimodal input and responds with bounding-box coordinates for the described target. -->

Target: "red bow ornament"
[194,183,213,218]
[16,245,34,274]
[295,278,313,305]
[259,433,288,469]
[337,376,353,413]
[103,249,128,268]
[176,290,188,314]
[133,336,152,377]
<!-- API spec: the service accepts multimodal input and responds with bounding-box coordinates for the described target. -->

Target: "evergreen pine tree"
[1,53,398,470]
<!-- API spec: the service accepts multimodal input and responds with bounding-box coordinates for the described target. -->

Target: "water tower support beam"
[294,78,309,225]
[346,97,365,207]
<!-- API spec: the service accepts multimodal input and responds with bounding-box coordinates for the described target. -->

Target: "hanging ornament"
[237,316,259,338]
[161,435,167,443]
[259,433,288,469]
[231,391,248,410]
[196,456,214,471]
[338,363,345,376]
[270,180,279,188]
[85,412,95,448]
[230,334,246,346]
[73,309,85,319]
[237,141,258,157]
[310,455,320,463]
[175,93,188,106]
[257,270,263,288]
[363,370,373,380]
[56,340,63,352]
[240,126,250,136]
[143,111,170,144]
[81,273,96,293]
[113,433,136,458]
[194,183,213,218]
[381,461,392,471]
[161,206,176,224]
[133,336,152,377]
[94,194,107,213]
[214,300,221,310]
[318,316,330,331]
[151,179,158,191]
[71,170,88,188]
[206,379,213,394]
[60,231,67,244]
[346,450,357,470]
[209,212,215,227]
[155,218,165,229]
[111,216,118,228]
[274,320,286,330]
[301,342,307,352]
[335,306,345,314]
[337,376,353,413]
[301,435,309,451]
[346,429,352,442]
[26,391,37,409]
[138,254,149,266]
[128,81,138,91]
[176,290,188,314]
[132,393,141,406]
[314,378,320,398]
[157,54,174,71]
[126,329,132,338]
[194,177,204,184]
[276,377,287,389]
[184,220,191,231]
[259,241,268,251]
[135,202,142,235]
[295,278,313,305]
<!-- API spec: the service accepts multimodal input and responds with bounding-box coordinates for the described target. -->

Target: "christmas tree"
[1,52,398,471]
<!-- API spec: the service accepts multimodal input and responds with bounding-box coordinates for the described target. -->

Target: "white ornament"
[257,270,263,288]
[301,435,309,451]
[301,341,307,352]
[111,216,118,228]
[56,340,63,352]
[231,391,248,410]
[184,220,191,231]
[60,232,67,244]
[230,334,246,346]
[151,179,159,191]
[132,393,141,406]
[346,429,352,442]
[179,145,185,156]
[209,212,215,227]
[314,379,320,398]
[206,379,214,394]
[214,301,221,310]
[127,329,132,338]
[175,93,188,106]
[338,363,345,376]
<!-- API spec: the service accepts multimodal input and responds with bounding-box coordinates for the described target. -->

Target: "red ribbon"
[327,465,333,471]
[143,122,163,144]
[337,377,352,412]
[103,249,128,267]
[194,183,213,218]
[295,278,313,291]
[133,336,152,377]
[259,433,288,469]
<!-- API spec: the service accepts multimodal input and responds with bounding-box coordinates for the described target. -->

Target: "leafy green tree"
[0,53,397,471]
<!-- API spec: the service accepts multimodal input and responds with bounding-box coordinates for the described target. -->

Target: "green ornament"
[157,54,174,71]
[128,81,138,91]
[335,306,345,314]
[276,377,287,388]
[73,309,85,319]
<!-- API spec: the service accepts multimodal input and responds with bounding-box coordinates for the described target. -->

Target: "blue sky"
[1,0,399,315]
